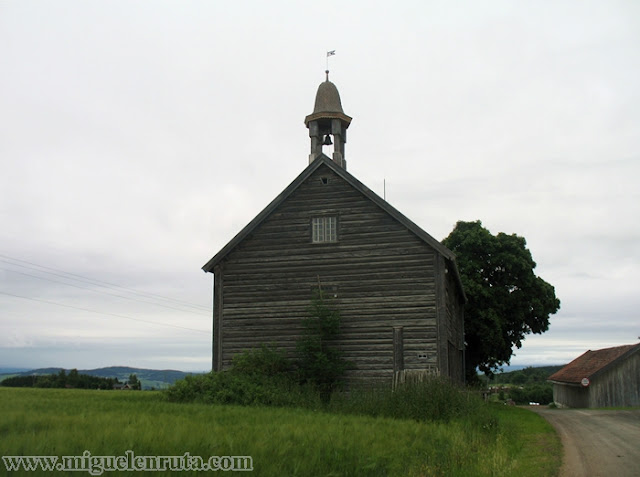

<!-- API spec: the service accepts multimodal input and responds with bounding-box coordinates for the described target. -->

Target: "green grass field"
[0,388,560,476]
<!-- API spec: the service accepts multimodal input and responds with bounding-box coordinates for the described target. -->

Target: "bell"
[323,134,333,146]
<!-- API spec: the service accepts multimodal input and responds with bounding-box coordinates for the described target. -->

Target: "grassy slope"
[496,406,561,477]
[0,388,560,477]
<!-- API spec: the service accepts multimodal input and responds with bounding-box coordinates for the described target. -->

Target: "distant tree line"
[482,366,562,405]
[1,369,128,390]
[489,366,563,385]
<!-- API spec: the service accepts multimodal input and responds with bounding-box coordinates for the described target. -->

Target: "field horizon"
[0,366,204,390]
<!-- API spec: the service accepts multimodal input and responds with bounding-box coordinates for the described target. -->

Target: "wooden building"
[202,74,466,385]
[548,343,640,408]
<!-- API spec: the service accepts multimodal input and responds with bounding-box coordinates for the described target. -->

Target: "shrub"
[508,383,553,405]
[167,372,287,406]
[296,290,351,400]
[167,371,497,431]
[165,346,322,408]
[231,343,291,377]
[166,298,496,429]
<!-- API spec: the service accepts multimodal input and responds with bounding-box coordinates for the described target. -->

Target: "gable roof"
[548,343,640,385]
[202,155,465,300]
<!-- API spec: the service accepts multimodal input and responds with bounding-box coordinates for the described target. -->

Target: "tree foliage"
[491,366,564,385]
[442,220,560,380]
[127,374,141,390]
[508,384,554,405]
[296,289,351,400]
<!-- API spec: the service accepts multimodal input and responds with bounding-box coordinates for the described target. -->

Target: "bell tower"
[304,71,352,169]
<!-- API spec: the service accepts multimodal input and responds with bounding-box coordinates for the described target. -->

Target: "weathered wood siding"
[553,349,640,408]
[214,163,441,383]
[552,383,589,408]
[444,262,465,383]
[588,350,640,407]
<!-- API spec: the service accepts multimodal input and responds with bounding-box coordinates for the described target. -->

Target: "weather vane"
[326,50,336,78]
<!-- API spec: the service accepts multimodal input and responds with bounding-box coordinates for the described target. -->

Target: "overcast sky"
[1,1,639,372]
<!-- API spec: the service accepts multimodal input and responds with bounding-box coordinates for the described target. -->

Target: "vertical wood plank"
[213,265,223,371]
[435,255,448,378]
[393,326,404,373]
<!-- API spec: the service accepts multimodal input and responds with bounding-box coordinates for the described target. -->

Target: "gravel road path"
[531,407,640,477]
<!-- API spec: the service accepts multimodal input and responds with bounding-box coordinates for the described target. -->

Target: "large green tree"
[442,221,560,380]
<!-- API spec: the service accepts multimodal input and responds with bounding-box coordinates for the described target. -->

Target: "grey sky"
[1,1,639,371]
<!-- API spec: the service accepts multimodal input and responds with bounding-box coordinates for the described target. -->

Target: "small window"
[312,216,337,243]
[320,177,329,185]
[311,284,339,298]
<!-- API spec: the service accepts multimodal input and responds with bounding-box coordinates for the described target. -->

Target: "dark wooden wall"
[588,351,640,407]
[214,163,459,384]
[444,260,465,382]
[553,350,640,408]
[552,383,589,408]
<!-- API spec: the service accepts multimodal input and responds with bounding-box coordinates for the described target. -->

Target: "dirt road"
[531,407,640,477]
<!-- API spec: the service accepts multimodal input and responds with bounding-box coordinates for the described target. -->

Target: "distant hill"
[0,367,31,374]
[0,366,202,390]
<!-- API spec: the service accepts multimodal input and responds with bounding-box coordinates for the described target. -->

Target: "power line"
[2,267,210,317]
[0,254,210,311]
[0,253,210,312]
[1,291,210,334]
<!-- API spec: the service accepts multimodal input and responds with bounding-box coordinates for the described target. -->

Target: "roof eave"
[589,342,640,381]
[321,158,457,261]
[304,112,352,127]
[547,342,640,384]
[202,155,331,273]
[203,155,467,302]
[548,380,583,387]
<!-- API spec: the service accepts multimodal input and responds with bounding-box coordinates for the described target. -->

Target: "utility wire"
[2,267,209,317]
[0,291,210,334]
[0,254,210,312]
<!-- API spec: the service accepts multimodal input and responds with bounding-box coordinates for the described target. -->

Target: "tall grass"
[328,378,493,423]
[167,370,496,429]
[1,386,560,476]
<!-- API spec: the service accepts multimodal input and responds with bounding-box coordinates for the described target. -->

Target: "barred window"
[312,216,337,243]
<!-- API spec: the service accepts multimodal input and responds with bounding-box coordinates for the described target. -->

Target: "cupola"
[304,71,352,169]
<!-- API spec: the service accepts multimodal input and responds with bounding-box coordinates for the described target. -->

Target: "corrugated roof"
[548,343,640,384]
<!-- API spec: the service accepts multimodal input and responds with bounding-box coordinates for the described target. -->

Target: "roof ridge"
[202,156,462,293]
[549,342,640,384]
